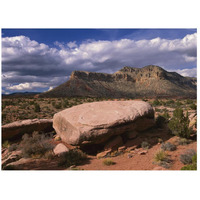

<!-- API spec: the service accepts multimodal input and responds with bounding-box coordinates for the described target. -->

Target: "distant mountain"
[39,65,197,98]
[2,92,40,98]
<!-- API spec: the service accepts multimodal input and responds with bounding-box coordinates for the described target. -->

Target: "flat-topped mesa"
[40,65,196,98]
[116,65,167,80]
[70,70,113,82]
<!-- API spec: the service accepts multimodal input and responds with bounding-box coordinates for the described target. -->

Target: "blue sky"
[2,29,197,94]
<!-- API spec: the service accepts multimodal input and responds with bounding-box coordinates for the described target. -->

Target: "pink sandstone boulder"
[53,101,155,146]
[2,119,53,141]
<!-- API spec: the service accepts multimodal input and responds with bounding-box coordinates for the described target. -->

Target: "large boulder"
[2,119,53,141]
[53,101,155,146]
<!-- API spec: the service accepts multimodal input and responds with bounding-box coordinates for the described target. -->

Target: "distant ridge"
[39,65,197,98]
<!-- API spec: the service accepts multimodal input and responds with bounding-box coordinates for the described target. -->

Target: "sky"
[1,29,197,94]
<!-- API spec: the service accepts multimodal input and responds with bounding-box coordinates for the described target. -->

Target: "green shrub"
[168,108,191,138]
[166,99,175,105]
[19,132,54,158]
[177,138,191,145]
[154,150,168,163]
[181,154,197,170]
[190,103,197,110]
[154,150,171,168]
[58,149,87,167]
[34,103,41,112]
[2,140,10,148]
[152,99,161,106]
[103,159,116,166]
[161,142,176,151]
[141,141,150,149]
[180,149,196,165]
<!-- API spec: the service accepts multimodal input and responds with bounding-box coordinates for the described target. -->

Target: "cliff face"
[40,65,197,98]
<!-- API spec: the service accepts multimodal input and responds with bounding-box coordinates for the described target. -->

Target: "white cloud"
[2,33,197,92]
[6,82,48,91]
[47,86,53,91]
[171,68,197,77]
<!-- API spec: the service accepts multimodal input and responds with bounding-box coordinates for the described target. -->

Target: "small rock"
[138,150,148,155]
[96,149,112,159]
[118,146,126,151]
[127,153,133,158]
[53,143,69,156]
[2,150,22,167]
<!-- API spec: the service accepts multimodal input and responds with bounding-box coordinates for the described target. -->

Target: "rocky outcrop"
[53,101,155,146]
[2,119,53,141]
[40,65,197,98]
[53,143,69,156]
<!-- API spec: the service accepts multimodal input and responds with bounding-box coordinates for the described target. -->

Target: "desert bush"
[19,132,54,158]
[103,159,116,166]
[34,103,41,112]
[177,138,191,145]
[2,140,10,148]
[8,143,19,152]
[152,99,161,106]
[180,149,196,165]
[154,150,168,162]
[141,141,150,149]
[190,103,197,110]
[161,142,176,151]
[176,101,183,107]
[166,99,175,105]
[181,153,197,170]
[162,111,170,120]
[168,108,191,138]
[186,99,193,104]
[58,149,87,167]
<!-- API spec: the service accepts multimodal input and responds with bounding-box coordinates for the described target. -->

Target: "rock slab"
[2,119,53,141]
[53,101,154,145]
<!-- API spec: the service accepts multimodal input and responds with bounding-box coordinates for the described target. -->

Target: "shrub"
[141,141,150,149]
[2,140,10,148]
[154,150,168,163]
[190,103,197,110]
[154,150,171,168]
[8,143,19,152]
[103,159,116,166]
[181,154,197,170]
[168,108,191,138]
[58,149,87,167]
[180,149,196,165]
[152,99,161,106]
[161,142,176,151]
[34,103,41,112]
[162,111,170,120]
[177,138,191,145]
[19,132,54,158]
[166,100,175,105]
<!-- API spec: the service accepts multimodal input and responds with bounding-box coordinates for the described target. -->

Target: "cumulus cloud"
[2,33,197,92]
[171,68,197,77]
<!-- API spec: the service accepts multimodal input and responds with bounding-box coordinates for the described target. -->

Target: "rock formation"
[53,100,155,146]
[2,119,53,141]
[40,65,197,98]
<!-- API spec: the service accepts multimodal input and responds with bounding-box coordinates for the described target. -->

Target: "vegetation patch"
[103,159,116,166]
[180,149,196,165]
[161,142,176,151]
[168,108,191,138]
[58,149,87,168]
[19,131,55,158]
[181,154,197,170]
